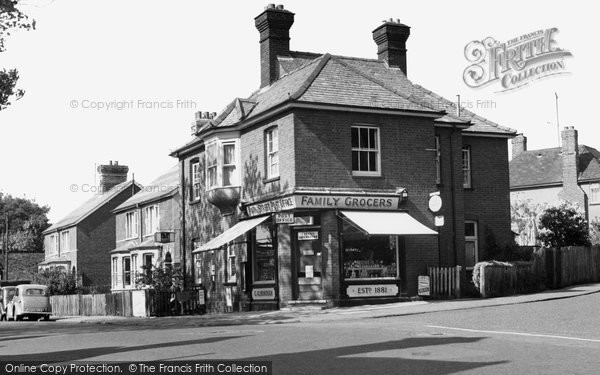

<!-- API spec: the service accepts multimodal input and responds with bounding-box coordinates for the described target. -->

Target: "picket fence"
[427,266,461,299]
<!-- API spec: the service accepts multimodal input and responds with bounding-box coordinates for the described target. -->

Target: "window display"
[342,222,398,280]
[253,223,276,282]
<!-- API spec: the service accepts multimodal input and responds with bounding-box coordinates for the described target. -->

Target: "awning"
[195,215,270,252]
[341,211,437,235]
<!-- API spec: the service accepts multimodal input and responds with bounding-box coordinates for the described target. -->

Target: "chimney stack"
[372,19,410,75]
[255,4,295,88]
[97,161,129,193]
[512,134,527,159]
[558,126,587,210]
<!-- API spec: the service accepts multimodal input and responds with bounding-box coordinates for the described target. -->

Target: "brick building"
[510,127,600,244]
[40,161,141,286]
[110,165,181,291]
[171,5,516,312]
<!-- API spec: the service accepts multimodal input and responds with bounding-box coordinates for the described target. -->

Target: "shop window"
[351,125,381,176]
[435,136,441,184]
[266,127,279,179]
[191,159,201,201]
[253,223,276,283]
[227,246,237,283]
[195,253,202,284]
[591,184,600,204]
[125,211,139,239]
[465,221,478,268]
[462,146,472,188]
[123,257,131,287]
[342,221,398,280]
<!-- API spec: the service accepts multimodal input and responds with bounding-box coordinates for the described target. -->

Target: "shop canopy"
[341,211,437,236]
[194,215,270,253]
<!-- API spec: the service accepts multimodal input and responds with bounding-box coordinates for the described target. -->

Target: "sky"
[0,0,598,223]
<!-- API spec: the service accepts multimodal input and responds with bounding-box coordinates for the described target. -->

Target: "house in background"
[170,5,516,313]
[40,161,141,286]
[110,165,180,291]
[510,126,600,244]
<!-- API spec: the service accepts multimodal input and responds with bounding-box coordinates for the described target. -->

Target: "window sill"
[352,172,384,179]
[589,202,600,206]
[253,281,276,286]
[263,176,280,184]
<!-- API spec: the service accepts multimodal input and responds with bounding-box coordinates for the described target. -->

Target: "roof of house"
[114,165,179,212]
[173,51,515,154]
[44,180,141,234]
[510,145,600,188]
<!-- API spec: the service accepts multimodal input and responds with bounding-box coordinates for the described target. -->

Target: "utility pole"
[555,92,560,147]
[3,213,8,281]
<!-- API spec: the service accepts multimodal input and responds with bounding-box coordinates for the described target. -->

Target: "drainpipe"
[449,124,458,266]
[180,159,187,289]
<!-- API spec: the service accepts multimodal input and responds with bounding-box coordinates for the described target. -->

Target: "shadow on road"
[0,335,247,362]
[244,336,507,375]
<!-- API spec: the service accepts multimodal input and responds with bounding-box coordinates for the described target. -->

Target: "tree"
[33,268,78,295]
[136,265,184,292]
[0,0,35,110]
[537,203,590,248]
[0,192,50,252]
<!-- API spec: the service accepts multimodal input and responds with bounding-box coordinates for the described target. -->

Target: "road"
[1,293,600,374]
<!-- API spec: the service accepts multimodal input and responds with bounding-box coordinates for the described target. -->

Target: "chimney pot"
[97,162,129,193]
[276,4,284,10]
[211,112,217,118]
[203,111,210,118]
[267,3,275,9]
[372,19,410,75]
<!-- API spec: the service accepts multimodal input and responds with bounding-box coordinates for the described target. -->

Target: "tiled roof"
[510,145,600,188]
[44,180,140,234]
[115,165,179,211]
[175,49,515,154]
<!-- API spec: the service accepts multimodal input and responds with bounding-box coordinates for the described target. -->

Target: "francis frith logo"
[463,27,572,92]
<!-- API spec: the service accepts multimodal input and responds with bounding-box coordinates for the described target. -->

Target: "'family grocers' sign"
[246,194,401,216]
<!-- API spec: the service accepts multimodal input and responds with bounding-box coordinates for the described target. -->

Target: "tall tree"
[0,192,50,252]
[0,0,35,110]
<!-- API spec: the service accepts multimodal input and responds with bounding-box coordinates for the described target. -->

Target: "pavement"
[51,283,600,327]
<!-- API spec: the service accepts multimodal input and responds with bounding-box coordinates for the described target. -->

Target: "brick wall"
[463,135,513,260]
[77,185,141,286]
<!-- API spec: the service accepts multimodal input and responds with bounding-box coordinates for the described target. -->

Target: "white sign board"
[274,212,295,224]
[418,276,431,296]
[305,265,314,278]
[252,288,276,300]
[346,284,398,298]
[298,231,319,241]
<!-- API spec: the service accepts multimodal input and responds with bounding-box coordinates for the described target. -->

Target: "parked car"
[0,286,17,321]
[6,284,51,321]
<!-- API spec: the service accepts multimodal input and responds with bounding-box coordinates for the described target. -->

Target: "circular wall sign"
[428,195,443,213]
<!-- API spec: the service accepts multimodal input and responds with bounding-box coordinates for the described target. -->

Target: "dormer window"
[205,138,240,190]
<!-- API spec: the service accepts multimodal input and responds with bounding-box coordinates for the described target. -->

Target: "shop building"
[110,165,180,290]
[40,161,141,286]
[171,5,516,312]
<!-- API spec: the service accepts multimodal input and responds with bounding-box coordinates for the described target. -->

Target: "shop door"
[293,228,323,300]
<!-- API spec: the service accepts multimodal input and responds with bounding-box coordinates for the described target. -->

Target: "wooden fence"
[543,246,600,288]
[50,291,133,316]
[50,289,205,317]
[478,262,541,298]
[428,266,461,299]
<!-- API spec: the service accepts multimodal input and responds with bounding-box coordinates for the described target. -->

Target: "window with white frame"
[462,146,472,188]
[351,125,381,176]
[266,127,279,179]
[131,254,138,280]
[591,183,600,204]
[205,139,240,189]
[144,205,159,235]
[222,142,237,186]
[206,143,218,188]
[60,231,70,253]
[49,234,57,255]
[465,221,478,268]
[125,211,139,239]
[435,136,441,184]
[123,257,131,287]
[227,246,236,282]
[191,160,201,200]
[112,257,118,289]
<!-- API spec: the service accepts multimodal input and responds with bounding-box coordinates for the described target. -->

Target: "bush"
[135,266,184,292]
[33,268,79,295]
[538,203,590,248]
